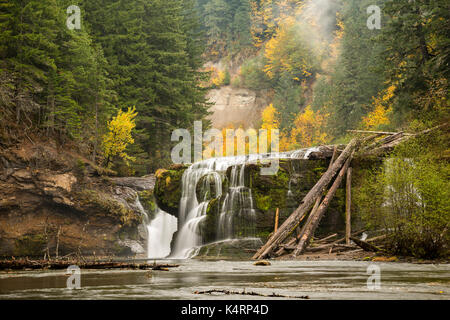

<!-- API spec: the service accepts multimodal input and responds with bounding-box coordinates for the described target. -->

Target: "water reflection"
[0,260,448,300]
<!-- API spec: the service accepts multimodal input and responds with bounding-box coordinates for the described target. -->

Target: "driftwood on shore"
[194,289,309,299]
[350,237,381,252]
[0,259,179,271]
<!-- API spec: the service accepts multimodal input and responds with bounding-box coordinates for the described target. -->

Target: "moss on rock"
[15,234,46,257]
[138,189,156,219]
[154,165,187,216]
[154,158,348,243]
[76,189,140,227]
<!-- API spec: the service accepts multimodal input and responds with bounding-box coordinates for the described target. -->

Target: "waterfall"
[171,155,265,258]
[217,164,255,239]
[290,146,321,159]
[168,146,326,258]
[147,208,178,259]
[134,196,177,259]
[171,158,223,258]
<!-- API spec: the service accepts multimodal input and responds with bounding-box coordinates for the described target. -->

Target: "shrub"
[355,132,450,258]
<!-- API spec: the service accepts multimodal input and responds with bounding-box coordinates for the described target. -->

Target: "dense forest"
[194,0,449,257]
[1,0,448,170]
[196,0,448,148]
[0,0,448,258]
[0,0,210,175]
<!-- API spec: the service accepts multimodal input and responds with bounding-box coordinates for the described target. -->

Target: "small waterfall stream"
[217,164,255,239]
[147,208,177,259]
[135,197,177,259]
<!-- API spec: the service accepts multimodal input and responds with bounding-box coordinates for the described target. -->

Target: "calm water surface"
[0,260,448,300]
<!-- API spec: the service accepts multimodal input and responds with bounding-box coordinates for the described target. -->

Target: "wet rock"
[196,172,224,202]
[109,175,155,191]
[117,240,145,255]
[154,166,187,217]
[154,157,347,244]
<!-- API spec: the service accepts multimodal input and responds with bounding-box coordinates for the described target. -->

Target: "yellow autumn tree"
[261,103,279,130]
[102,106,137,167]
[290,106,331,148]
[203,123,260,159]
[263,16,318,81]
[260,103,284,152]
[362,85,395,129]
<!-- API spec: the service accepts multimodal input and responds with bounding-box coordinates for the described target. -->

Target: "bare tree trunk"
[274,208,279,233]
[292,152,354,257]
[55,226,61,259]
[92,92,99,163]
[345,167,352,245]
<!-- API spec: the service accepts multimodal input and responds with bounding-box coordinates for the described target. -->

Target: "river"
[0,260,448,299]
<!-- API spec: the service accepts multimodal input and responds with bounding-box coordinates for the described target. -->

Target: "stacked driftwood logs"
[252,124,447,260]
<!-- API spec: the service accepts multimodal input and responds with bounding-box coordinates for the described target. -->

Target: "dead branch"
[193,289,309,299]
[350,237,381,252]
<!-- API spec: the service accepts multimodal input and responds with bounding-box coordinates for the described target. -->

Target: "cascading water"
[135,196,177,259]
[167,146,325,259]
[171,154,274,258]
[146,208,177,258]
[217,164,256,239]
[171,159,223,258]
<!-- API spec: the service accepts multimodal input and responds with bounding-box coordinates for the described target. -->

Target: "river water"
[0,260,448,299]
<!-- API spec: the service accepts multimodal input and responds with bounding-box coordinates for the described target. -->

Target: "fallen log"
[362,122,448,157]
[350,237,381,252]
[347,130,409,135]
[366,234,387,243]
[307,230,366,251]
[274,148,338,257]
[252,138,360,260]
[194,289,309,299]
[363,132,404,151]
[314,233,338,244]
[0,259,179,271]
[292,152,355,257]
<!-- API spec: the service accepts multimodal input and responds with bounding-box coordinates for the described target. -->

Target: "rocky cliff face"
[0,141,154,258]
[206,86,270,129]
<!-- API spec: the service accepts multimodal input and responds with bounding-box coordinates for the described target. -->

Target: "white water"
[218,164,256,239]
[134,196,177,259]
[166,147,326,259]
[171,159,224,258]
[147,208,177,259]
[171,154,277,258]
[290,146,322,159]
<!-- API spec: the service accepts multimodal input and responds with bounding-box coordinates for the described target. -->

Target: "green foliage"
[0,0,209,174]
[197,0,253,59]
[239,54,271,90]
[313,0,386,137]
[15,234,46,257]
[355,132,450,258]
